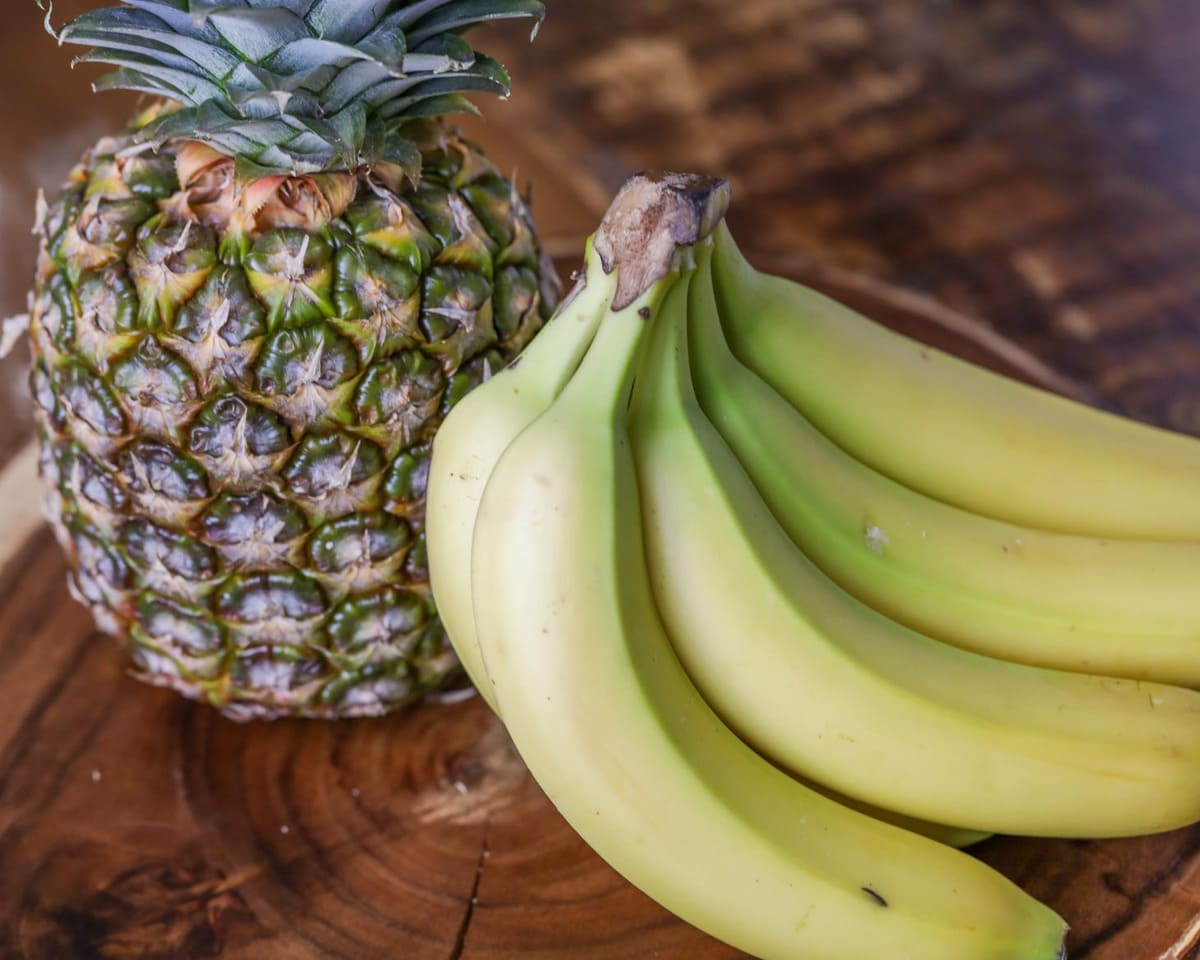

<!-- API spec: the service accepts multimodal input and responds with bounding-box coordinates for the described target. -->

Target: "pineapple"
[26,0,559,720]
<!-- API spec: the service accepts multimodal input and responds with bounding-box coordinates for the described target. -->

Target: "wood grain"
[4,1,1200,958]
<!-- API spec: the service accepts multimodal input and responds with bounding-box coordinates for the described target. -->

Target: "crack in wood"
[448,820,490,960]
[1070,827,1200,957]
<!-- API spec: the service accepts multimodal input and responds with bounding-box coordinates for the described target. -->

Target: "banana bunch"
[427,173,1200,960]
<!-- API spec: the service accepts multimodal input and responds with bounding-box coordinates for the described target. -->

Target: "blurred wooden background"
[4,2,1200,958]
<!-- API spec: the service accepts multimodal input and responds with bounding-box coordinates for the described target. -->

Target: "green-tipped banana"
[694,241,1200,687]
[428,201,979,848]
[712,222,1200,541]
[469,175,1065,960]
[427,244,617,712]
[427,207,983,853]
[629,246,1200,837]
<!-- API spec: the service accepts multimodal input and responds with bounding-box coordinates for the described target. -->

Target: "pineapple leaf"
[120,0,210,36]
[446,49,508,86]
[79,50,227,103]
[63,18,241,79]
[217,115,306,144]
[243,0,318,9]
[234,149,293,179]
[407,0,545,46]
[386,0,471,31]
[226,60,285,96]
[207,8,310,62]
[364,121,423,177]
[47,0,546,173]
[304,0,407,44]
[93,67,191,101]
[357,24,407,66]
[361,54,508,111]
[233,60,333,99]
[319,58,407,114]
[401,51,474,75]
[65,30,210,76]
[235,90,293,117]
[323,9,475,70]
[265,36,378,75]
[385,76,504,116]
[385,91,481,121]
[72,42,210,80]
[137,97,235,142]
[299,104,368,166]
[410,32,476,65]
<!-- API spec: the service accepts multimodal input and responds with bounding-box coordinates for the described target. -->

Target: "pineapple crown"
[41,0,544,177]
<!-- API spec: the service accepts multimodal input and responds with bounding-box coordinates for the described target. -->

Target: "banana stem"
[593,172,730,309]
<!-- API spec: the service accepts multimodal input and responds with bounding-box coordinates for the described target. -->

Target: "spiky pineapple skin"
[29,120,559,721]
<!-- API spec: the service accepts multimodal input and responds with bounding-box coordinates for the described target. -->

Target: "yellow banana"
[629,247,1200,837]
[693,240,1200,687]
[428,220,978,848]
[712,221,1200,541]
[468,176,1066,959]
[427,243,616,711]
[797,775,992,849]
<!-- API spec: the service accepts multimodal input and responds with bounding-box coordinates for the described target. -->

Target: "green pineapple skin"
[30,123,559,721]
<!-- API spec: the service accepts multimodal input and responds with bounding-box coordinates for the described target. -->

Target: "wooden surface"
[4,2,1200,957]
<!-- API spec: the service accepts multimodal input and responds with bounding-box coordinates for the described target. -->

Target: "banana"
[711,221,1200,541]
[468,175,1066,960]
[693,239,1200,687]
[425,231,1161,844]
[427,243,616,711]
[628,246,1200,837]
[426,231,983,849]
[796,775,993,849]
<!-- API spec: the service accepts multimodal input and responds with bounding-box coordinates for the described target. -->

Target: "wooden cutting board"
[5,4,1200,957]
[2,254,1198,959]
